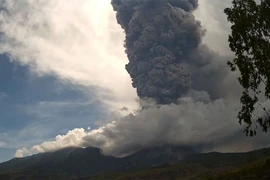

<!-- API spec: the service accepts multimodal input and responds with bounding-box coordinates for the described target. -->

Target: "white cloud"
[0,99,104,153]
[14,148,30,158]
[15,128,86,157]
[0,0,138,111]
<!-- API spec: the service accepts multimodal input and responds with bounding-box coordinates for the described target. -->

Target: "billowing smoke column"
[111,0,223,104]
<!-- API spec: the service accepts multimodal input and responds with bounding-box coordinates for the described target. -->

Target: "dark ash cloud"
[111,0,227,104]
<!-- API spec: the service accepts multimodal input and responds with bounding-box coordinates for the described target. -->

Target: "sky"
[0,0,268,163]
[0,54,106,162]
[0,0,137,162]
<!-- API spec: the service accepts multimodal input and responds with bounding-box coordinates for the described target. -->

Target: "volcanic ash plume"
[111,0,226,104]
[15,0,265,158]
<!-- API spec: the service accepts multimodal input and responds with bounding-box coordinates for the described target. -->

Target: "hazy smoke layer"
[15,95,270,158]
[111,0,226,104]
[14,96,240,157]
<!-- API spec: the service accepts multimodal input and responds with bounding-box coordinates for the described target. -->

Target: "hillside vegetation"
[1,146,270,180]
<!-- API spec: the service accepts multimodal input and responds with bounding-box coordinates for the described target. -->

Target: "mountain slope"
[0,147,120,176]
[1,146,270,180]
[0,145,195,179]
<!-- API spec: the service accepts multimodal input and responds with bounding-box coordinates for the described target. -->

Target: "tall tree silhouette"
[225,0,270,136]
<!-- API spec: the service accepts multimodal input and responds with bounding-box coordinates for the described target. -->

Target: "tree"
[224,0,270,136]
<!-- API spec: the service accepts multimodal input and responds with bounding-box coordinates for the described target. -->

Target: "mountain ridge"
[1,145,270,179]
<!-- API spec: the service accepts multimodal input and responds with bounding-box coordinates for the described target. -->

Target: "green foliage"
[224,0,270,135]
[202,156,270,180]
[88,164,209,180]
